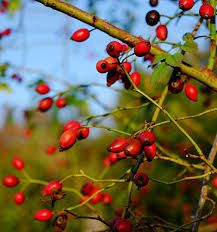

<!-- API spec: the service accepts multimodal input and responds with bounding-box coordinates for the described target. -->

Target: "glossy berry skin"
[14,192,25,205]
[77,127,90,140]
[179,0,194,11]
[139,131,155,146]
[38,97,53,112]
[70,28,90,42]
[134,172,149,187]
[109,152,118,164]
[212,176,217,188]
[3,175,19,187]
[101,192,112,204]
[199,4,214,19]
[104,57,118,71]
[108,138,128,153]
[124,139,142,157]
[43,180,62,196]
[59,128,77,150]
[114,219,133,232]
[145,10,160,26]
[63,120,81,132]
[12,156,25,170]
[96,60,109,73]
[81,182,94,196]
[56,97,66,108]
[144,143,157,162]
[34,209,53,221]
[106,41,123,58]
[156,25,168,41]
[46,146,57,155]
[129,72,141,87]
[149,0,158,7]
[168,78,184,94]
[35,83,50,95]
[134,41,151,57]
[184,83,198,101]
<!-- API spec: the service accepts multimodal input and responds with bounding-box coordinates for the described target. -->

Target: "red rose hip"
[38,97,53,112]
[70,28,90,42]
[56,97,67,108]
[144,143,157,161]
[179,0,194,11]
[124,139,142,157]
[199,4,214,19]
[36,83,50,95]
[14,192,25,205]
[139,131,155,146]
[134,172,149,187]
[3,175,19,187]
[108,138,128,153]
[184,83,198,101]
[106,41,123,58]
[134,41,151,57]
[12,156,25,170]
[34,209,53,221]
[156,25,168,41]
[43,180,62,196]
[59,128,77,150]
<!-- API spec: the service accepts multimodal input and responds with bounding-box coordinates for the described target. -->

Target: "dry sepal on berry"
[138,131,155,146]
[134,172,149,188]
[199,3,214,19]
[179,0,194,11]
[106,41,123,58]
[43,180,63,196]
[70,28,90,42]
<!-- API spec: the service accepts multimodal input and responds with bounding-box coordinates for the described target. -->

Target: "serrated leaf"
[166,53,184,67]
[0,83,11,92]
[183,33,194,42]
[181,41,198,52]
[151,53,169,65]
[151,62,173,85]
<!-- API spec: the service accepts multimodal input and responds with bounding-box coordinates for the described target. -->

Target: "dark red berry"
[145,10,160,26]
[63,120,81,132]
[134,172,149,187]
[104,57,118,71]
[77,127,90,140]
[124,139,142,157]
[168,78,184,94]
[156,24,168,41]
[70,28,90,42]
[134,41,151,57]
[106,70,119,87]
[12,156,25,170]
[3,175,19,187]
[149,0,158,7]
[199,3,214,19]
[90,186,102,204]
[56,97,66,108]
[34,209,53,221]
[185,83,198,101]
[43,180,62,196]
[59,128,77,150]
[14,192,25,205]
[108,138,128,153]
[115,219,133,232]
[81,182,94,196]
[144,143,157,161]
[179,0,194,11]
[53,214,68,232]
[144,53,155,63]
[38,97,53,112]
[106,41,123,58]
[101,192,112,204]
[96,60,109,73]
[121,44,129,53]
[139,131,155,146]
[35,83,50,94]
[46,146,57,155]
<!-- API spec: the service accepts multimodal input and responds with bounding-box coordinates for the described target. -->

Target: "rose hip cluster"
[35,82,67,112]
[2,157,25,205]
[80,181,112,205]
[59,120,90,151]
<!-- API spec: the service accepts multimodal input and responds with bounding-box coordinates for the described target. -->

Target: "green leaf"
[0,83,11,92]
[165,53,184,67]
[181,41,198,52]
[183,33,194,42]
[151,53,169,65]
[151,62,173,85]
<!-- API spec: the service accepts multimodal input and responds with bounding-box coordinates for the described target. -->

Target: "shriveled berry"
[156,24,168,41]
[144,143,157,161]
[70,28,90,42]
[38,97,53,112]
[34,209,53,221]
[101,192,112,204]
[134,172,149,187]
[77,127,90,140]
[81,181,94,196]
[56,97,66,108]
[179,0,194,11]
[134,41,151,57]
[14,192,25,205]
[104,57,118,71]
[124,139,142,157]
[43,180,62,196]
[96,60,109,73]
[107,70,119,87]
[63,120,81,132]
[115,219,133,232]
[185,83,198,101]
[53,214,68,232]
[3,175,19,187]
[149,0,158,7]
[59,128,77,150]
[168,78,184,94]
[106,41,123,58]
[199,3,214,19]
[108,137,128,153]
[12,156,25,170]
[139,131,155,146]
[145,10,160,26]
[35,83,50,95]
